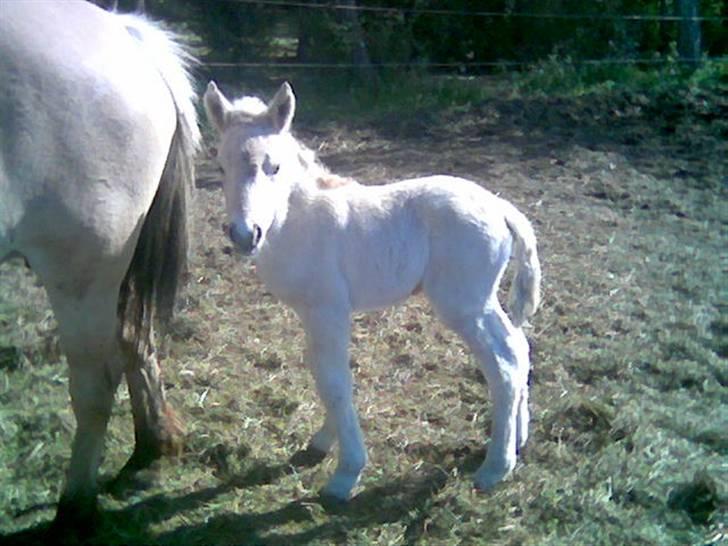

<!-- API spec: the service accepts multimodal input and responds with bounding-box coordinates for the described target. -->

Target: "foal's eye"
[263,158,280,176]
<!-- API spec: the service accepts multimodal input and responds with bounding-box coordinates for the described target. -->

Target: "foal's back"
[285,175,513,312]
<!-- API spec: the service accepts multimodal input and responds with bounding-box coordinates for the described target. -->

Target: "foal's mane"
[227,96,268,125]
[316,172,356,190]
[294,141,357,191]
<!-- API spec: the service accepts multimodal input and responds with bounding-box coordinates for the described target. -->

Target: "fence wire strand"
[200,0,727,71]
[204,57,728,70]
[224,0,728,23]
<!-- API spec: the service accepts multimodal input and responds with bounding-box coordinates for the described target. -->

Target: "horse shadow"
[1,443,485,545]
[149,443,484,546]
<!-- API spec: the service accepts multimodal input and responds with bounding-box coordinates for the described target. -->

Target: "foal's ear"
[203,81,232,133]
[268,82,296,133]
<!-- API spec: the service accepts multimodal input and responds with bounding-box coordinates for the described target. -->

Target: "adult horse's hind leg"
[118,333,184,478]
[41,279,126,529]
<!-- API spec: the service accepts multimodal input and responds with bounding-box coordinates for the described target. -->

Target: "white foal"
[204,81,541,500]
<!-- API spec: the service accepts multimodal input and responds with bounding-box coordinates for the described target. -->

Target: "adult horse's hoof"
[52,493,99,543]
[104,462,162,499]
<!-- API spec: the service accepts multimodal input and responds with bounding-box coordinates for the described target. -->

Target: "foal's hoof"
[473,461,515,492]
[318,487,351,507]
[320,472,359,502]
[289,445,328,468]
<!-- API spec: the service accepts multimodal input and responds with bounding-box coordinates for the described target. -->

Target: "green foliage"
[510,52,727,141]
[511,49,726,97]
[294,69,501,126]
[140,0,726,72]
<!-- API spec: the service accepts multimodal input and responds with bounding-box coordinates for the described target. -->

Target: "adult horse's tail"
[504,203,541,327]
[117,14,200,349]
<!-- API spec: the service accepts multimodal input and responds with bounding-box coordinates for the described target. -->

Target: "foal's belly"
[343,226,428,312]
[348,272,423,311]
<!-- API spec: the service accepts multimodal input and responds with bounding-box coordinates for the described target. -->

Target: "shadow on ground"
[1,444,484,545]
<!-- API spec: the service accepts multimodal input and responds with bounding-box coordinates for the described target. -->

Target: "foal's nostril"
[252,225,262,247]
[228,222,262,253]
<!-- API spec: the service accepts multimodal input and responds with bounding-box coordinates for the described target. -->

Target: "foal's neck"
[288,176,319,207]
[282,170,336,223]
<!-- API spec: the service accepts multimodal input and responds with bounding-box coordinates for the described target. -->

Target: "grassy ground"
[1,76,726,545]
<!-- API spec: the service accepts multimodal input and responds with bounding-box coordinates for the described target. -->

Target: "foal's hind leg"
[425,225,531,490]
[300,306,367,500]
[432,299,530,491]
[308,404,337,454]
[516,380,529,451]
[118,332,184,478]
[466,306,530,490]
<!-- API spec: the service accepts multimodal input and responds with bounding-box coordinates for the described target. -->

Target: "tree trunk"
[296,0,322,63]
[677,0,701,65]
[339,0,377,82]
[659,0,670,54]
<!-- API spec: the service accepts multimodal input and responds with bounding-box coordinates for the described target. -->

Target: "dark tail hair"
[118,115,196,349]
[116,14,199,349]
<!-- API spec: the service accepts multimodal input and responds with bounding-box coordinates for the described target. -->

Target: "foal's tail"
[117,14,200,349]
[504,202,541,327]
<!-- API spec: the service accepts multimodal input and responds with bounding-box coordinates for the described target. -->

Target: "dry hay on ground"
[0,94,725,545]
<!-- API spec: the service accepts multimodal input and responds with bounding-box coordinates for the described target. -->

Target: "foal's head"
[204,81,301,255]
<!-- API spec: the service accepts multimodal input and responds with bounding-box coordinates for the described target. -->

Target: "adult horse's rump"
[0,0,199,529]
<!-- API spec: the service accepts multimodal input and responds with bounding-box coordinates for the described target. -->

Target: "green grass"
[1,73,727,544]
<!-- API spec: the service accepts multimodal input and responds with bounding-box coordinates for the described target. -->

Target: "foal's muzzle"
[228,222,262,255]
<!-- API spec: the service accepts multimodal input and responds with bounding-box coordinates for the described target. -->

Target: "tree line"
[103,0,726,71]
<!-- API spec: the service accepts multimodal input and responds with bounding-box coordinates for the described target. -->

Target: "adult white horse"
[204,81,541,500]
[0,1,199,530]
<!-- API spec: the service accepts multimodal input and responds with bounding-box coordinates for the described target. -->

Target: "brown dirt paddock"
[1,91,726,545]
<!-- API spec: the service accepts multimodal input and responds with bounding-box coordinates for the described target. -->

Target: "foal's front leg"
[301,306,367,500]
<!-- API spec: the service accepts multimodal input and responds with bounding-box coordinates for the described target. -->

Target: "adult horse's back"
[0,0,199,530]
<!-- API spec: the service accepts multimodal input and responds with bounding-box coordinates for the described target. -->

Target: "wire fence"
[198,0,728,72]
[203,57,728,70]
[225,0,728,23]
